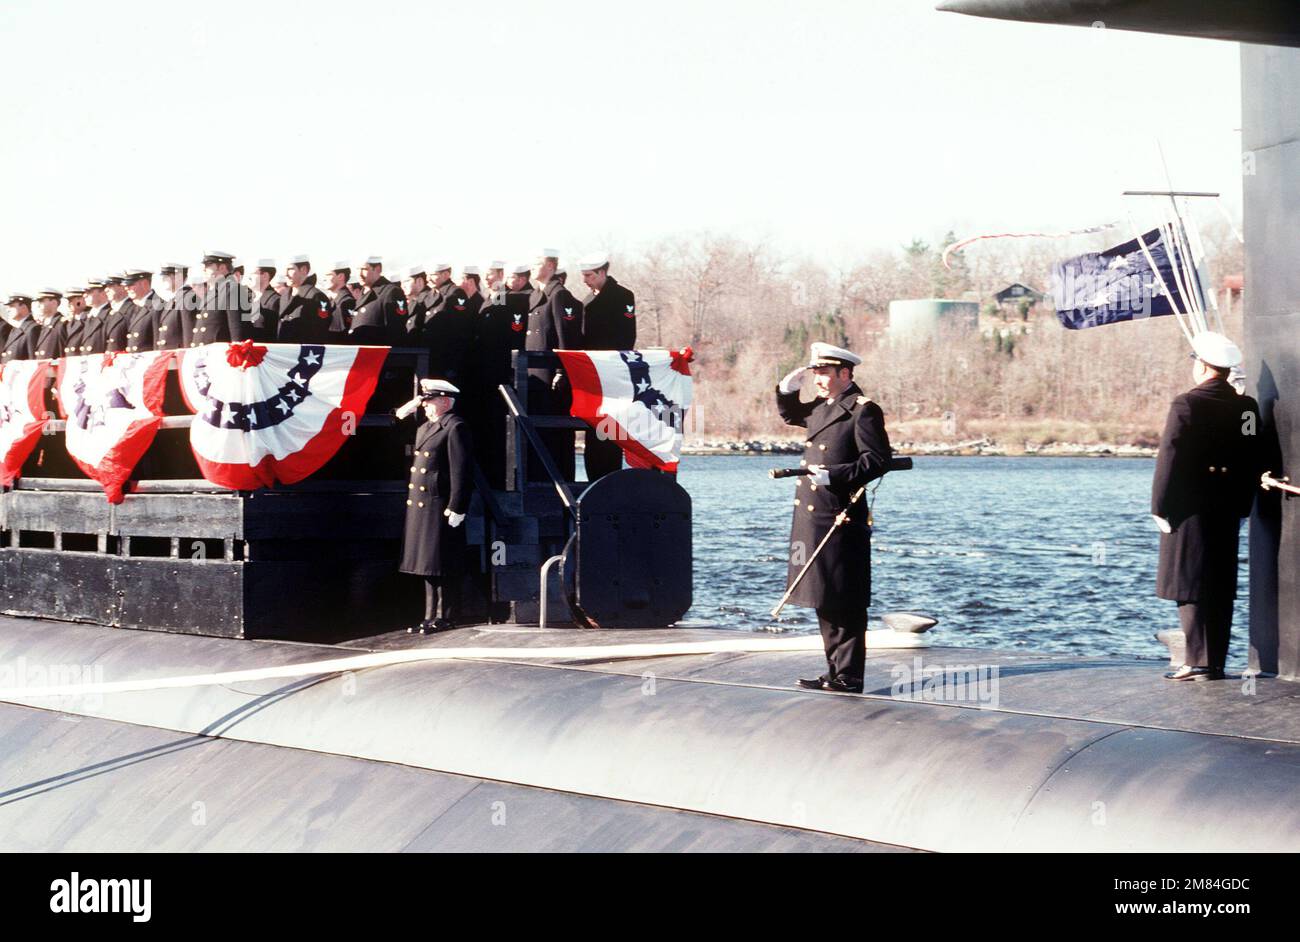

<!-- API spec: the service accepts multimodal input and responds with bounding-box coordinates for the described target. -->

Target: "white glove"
[395,396,423,420]
[808,464,831,487]
[778,366,807,394]
[444,509,466,528]
[1151,514,1172,534]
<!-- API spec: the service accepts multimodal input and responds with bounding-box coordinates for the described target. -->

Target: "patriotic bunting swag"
[179,341,387,490]
[556,348,694,473]
[55,352,172,503]
[0,360,52,487]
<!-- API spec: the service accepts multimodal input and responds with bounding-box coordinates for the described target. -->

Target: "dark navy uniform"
[190,275,238,348]
[777,379,892,688]
[350,276,407,345]
[103,300,132,353]
[580,274,637,480]
[411,280,473,382]
[123,291,163,353]
[31,316,65,359]
[524,279,583,481]
[400,408,473,628]
[1152,376,1264,673]
[250,286,281,342]
[276,282,334,344]
[79,304,110,355]
[467,287,528,487]
[156,287,193,351]
[1,320,37,364]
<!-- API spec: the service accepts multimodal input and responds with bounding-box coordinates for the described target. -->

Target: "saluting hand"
[778,366,808,394]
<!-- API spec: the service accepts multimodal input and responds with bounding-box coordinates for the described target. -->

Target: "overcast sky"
[0,0,1242,289]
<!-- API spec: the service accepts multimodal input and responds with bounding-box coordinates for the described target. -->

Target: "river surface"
[675,455,1251,670]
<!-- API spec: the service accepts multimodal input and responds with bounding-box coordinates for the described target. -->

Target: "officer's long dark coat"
[189,277,238,347]
[276,283,334,344]
[103,300,132,353]
[400,412,473,577]
[777,382,892,614]
[60,316,84,357]
[123,292,163,353]
[1,319,37,363]
[30,315,65,359]
[156,288,193,351]
[580,275,636,350]
[79,306,110,355]
[1152,377,1263,601]
[350,276,407,345]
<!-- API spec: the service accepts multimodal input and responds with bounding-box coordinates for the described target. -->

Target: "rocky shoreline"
[682,438,1158,458]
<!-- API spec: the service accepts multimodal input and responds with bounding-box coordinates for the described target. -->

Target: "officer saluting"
[397,379,473,635]
[777,342,893,693]
[1152,332,1263,681]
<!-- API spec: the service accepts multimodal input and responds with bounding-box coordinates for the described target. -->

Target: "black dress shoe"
[797,676,828,690]
[432,618,455,633]
[824,678,863,694]
[1164,665,1215,682]
[412,620,435,635]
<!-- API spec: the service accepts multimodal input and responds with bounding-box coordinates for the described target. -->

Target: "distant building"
[889,298,980,336]
[993,283,1043,305]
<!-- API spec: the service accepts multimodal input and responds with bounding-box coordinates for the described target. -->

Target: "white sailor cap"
[187,269,208,286]
[272,275,288,287]
[580,256,609,272]
[808,342,862,369]
[429,261,452,273]
[405,264,427,279]
[462,265,480,276]
[554,266,567,276]
[488,260,506,271]
[512,264,531,275]
[328,260,351,274]
[231,257,245,271]
[363,256,383,267]
[418,378,460,399]
[159,262,189,275]
[1190,331,1243,369]
[202,249,235,264]
[539,247,560,259]
[255,258,277,272]
[288,254,311,266]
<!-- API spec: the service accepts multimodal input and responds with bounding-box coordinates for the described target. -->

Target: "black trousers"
[1178,597,1234,671]
[583,432,623,482]
[424,576,462,624]
[816,607,867,685]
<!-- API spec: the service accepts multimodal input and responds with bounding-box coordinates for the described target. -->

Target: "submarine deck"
[1,616,1298,851]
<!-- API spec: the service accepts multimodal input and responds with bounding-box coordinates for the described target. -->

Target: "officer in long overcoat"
[777,342,893,693]
[398,379,473,634]
[1152,331,1264,681]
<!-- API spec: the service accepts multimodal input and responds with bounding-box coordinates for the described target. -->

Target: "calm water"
[675,455,1250,669]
